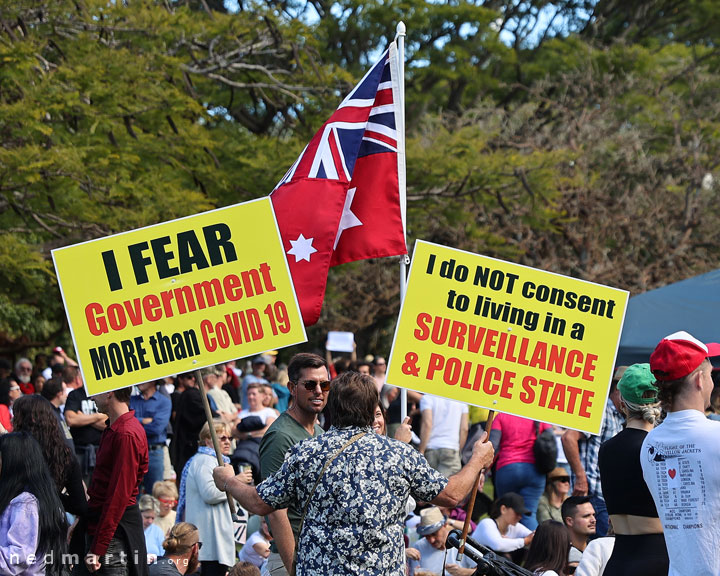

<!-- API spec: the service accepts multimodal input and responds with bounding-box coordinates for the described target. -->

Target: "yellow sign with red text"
[387,241,628,434]
[53,198,306,395]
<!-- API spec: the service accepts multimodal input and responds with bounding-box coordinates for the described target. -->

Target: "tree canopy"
[2,0,720,358]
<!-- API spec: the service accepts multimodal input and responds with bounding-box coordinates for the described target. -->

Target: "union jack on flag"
[271,42,407,326]
[273,50,399,187]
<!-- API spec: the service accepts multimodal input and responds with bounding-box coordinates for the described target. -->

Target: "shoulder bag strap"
[291,431,367,575]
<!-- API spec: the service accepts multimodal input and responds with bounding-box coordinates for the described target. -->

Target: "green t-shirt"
[259,411,324,549]
[536,493,563,524]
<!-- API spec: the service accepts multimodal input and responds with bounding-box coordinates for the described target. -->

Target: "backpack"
[533,421,558,474]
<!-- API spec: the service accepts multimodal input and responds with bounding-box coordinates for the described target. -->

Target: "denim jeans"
[494,462,546,530]
[589,493,609,537]
[143,446,165,494]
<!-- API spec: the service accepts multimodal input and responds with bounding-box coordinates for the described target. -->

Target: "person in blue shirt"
[132,380,172,493]
[140,495,166,563]
[241,356,270,409]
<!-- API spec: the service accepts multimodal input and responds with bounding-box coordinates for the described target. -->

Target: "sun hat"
[416,507,446,536]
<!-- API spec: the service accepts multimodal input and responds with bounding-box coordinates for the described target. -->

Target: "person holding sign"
[641,332,720,576]
[214,371,495,576]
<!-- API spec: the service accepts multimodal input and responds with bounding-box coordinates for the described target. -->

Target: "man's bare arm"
[213,465,274,516]
[419,409,432,455]
[561,429,587,496]
[459,412,469,453]
[65,410,106,429]
[266,509,296,572]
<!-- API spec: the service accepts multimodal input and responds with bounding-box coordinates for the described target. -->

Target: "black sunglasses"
[553,476,571,483]
[196,541,203,550]
[294,379,331,392]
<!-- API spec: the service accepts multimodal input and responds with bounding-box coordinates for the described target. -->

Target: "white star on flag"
[333,187,363,250]
[287,233,317,263]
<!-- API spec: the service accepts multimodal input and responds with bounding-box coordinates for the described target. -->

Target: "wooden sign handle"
[457,410,496,561]
[195,369,240,521]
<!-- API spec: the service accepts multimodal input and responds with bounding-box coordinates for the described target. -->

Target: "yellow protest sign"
[387,241,628,434]
[52,198,306,395]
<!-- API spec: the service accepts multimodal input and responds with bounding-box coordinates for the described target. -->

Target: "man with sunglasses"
[258,353,330,575]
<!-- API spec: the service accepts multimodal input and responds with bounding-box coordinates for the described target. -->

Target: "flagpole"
[396,21,409,422]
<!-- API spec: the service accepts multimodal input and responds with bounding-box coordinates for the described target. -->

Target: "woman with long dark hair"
[12,394,87,517]
[524,520,570,576]
[0,432,68,575]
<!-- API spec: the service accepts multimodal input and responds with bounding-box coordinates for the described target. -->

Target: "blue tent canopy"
[616,268,720,367]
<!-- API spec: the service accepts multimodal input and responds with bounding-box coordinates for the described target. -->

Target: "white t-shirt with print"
[641,409,720,576]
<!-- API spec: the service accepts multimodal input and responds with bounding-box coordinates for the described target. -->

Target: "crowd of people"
[1,330,719,576]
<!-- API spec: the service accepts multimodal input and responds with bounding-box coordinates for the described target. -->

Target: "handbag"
[291,431,367,576]
[532,421,557,474]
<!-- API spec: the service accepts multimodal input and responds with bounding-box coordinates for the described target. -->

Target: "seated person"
[153,480,179,537]
[408,507,476,576]
[471,493,534,557]
[140,495,165,563]
[561,496,597,570]
[537,468,570,524]
[237,517,272,571]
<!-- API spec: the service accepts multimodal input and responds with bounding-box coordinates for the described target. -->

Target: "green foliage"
[0,0,327,351]
[5,0,720,357]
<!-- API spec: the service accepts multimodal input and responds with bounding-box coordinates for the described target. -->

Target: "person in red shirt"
[78,386,149,576]
[0,379,11,433]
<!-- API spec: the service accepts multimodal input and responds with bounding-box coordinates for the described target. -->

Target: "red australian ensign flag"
[271,42,407,325]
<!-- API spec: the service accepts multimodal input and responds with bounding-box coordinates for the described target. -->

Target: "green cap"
[618,363,658,405]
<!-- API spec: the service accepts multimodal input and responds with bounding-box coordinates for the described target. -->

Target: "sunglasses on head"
[296,380,331,392]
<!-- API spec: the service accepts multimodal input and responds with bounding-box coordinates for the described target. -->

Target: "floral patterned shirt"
[257,425,448,575]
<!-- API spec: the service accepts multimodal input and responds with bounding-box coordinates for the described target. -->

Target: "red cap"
[707,342,720,358]
[650,331,708,381]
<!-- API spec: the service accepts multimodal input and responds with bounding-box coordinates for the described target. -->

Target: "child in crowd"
[237,516,272,571]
